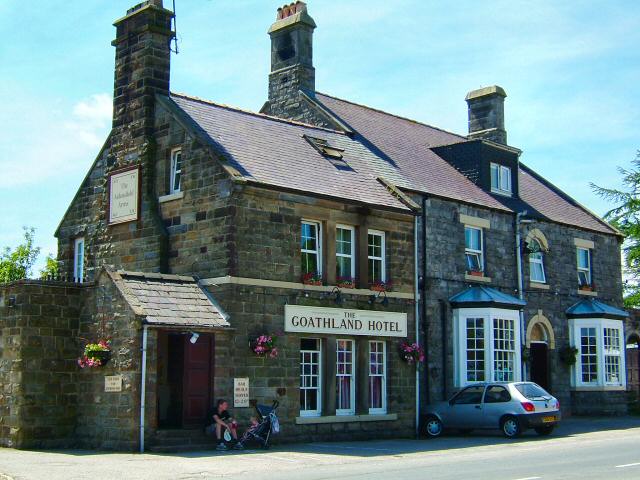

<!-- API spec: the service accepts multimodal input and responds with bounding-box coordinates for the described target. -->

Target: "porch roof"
[110,270,230,328]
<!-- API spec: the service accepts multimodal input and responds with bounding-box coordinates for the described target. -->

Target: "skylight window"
[303,135,351,170]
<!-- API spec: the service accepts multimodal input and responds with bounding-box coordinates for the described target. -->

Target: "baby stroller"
[238,400,280,449]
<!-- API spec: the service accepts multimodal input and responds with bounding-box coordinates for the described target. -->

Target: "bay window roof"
[449,286,526,310]
[566,298,628,320]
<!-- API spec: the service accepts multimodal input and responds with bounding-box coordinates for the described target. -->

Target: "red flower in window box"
[302,272,323,286]
[579,283,595,291]
[370,280,392,292]
[467,269,484,277]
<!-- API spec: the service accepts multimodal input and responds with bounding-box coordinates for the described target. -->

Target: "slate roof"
[449,286,527,310]
[110,270,230,328]
[312,93,618,235]
[566,298,628,320]
[168,94,412,213]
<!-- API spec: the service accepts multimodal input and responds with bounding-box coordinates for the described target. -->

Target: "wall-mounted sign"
[104,375,123,392]
[234,378,250,408]
[109,168,139,224]
[285,305,407,338]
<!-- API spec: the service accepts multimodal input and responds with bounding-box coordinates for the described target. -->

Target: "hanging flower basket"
[250,334,279,358]
[78,340,112,368]
[559,346,578,366]
[399,341,425,365]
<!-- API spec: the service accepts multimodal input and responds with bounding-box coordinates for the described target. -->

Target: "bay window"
[569,319,626,389]
[453,307,521,387]
[301,221,322,277]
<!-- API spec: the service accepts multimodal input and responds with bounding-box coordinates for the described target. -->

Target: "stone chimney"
[465,85,507,145]
[263,2,318,122]
[111,0,174,148]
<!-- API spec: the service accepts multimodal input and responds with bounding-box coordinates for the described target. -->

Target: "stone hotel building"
[1,0,638,451]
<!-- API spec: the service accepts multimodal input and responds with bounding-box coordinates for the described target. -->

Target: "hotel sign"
[285,305,407,338]
[109,167,139,224]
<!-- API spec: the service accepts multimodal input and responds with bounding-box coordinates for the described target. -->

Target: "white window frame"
[464,226,484,273]
[529,239,546,283]
[73,237,85,283]
[301,220,323,277]
[577,247,592,286]
[169,148,182,194]
[300,338,322,417]
[569,318,626,389]
[367,229,386,284]
[336,224,356,280]
[490,163,512,195]
[336,339,355,415]
[453,307,522,388]
[368,341,387,415]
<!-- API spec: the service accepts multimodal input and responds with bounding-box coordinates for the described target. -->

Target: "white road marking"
[615,462,640,468]
[512,477,541,480]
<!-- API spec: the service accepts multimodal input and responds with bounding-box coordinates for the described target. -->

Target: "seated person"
[206,399,243,450]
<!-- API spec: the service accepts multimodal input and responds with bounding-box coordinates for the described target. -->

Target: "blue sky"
[1,0,638,273]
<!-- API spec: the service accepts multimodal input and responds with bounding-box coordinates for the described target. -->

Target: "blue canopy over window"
[566,298,628,320]
[449,286,526,310]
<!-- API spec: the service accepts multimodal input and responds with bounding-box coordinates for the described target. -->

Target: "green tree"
[592,150,640,307]
[40,254,60,280]
[0,227,41,283]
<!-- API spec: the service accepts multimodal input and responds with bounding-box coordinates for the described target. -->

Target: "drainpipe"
[421,197,430,405]
[414,214,420,437]
[439,299,447,399]
[139,324,149,453]
[515,211,532,381]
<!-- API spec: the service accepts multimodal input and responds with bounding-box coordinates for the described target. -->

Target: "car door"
[481,385,512,429]
[446,385,486,429]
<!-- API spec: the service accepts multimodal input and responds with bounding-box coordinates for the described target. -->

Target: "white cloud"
[0,92,112,189]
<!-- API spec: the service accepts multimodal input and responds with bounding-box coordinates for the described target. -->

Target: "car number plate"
[542,416,556,423]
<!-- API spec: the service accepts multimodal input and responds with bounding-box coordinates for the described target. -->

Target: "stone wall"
[73,272,143,451]
[0,281,86,449]
[419,195,625,415]
[208,283,417,443]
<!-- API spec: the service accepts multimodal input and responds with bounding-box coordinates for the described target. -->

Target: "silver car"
[423,382,561,438]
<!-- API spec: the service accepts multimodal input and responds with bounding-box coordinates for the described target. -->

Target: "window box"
[336,277,356,289]
[302,272,323,286]
[467,269,484,277]
[370,280,392,292]
[579,283,595,292]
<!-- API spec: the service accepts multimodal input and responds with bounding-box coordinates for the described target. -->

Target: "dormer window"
[490,163,511,195]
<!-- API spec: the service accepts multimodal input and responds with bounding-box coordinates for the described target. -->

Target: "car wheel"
[500,416,521,438]
[423,416,443,438]
[534,425,554,436]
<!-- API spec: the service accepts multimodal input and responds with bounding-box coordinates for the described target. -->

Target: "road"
[1,417,639,479]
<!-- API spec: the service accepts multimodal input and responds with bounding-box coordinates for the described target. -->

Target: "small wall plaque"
[105,375,123,392]
[108,167,140,224]
[234,378,250,408]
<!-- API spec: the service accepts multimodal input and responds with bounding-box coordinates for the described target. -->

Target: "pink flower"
[270,347,279,358]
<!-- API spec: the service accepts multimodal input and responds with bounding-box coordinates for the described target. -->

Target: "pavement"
[1,416,640,480]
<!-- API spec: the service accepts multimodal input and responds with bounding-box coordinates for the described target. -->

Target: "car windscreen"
[515,383,551,400]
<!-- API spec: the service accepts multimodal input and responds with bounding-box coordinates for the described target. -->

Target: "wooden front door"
[182,334,213,425]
